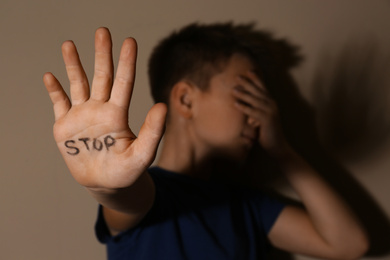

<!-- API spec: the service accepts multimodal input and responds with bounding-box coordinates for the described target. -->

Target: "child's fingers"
[234,100,260,119]
[235,100,278,129]
[131,103,167,167]
[233,83,276,114]
[62,41,90,105]
[234,101,263,127]
[238,79,270,105]
[234,89,278,123]
[237,72,270,99]
[233,87,266,109]
[236,76,262,99]
[91,28,114,102]
[43,72,71,121]
[246,71,269,94]
[110,37,137,109]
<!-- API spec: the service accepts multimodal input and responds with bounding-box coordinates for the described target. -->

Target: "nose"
[247,116,259,127]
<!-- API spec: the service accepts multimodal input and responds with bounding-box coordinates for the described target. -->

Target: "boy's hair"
[148,22,302,104]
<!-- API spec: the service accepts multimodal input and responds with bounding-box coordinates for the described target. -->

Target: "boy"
[43,23,369,259]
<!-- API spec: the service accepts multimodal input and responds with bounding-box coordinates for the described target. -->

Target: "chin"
[217,144,253,162]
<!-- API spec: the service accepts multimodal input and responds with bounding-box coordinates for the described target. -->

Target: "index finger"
[245,71,268,93]
[109,37,137,109]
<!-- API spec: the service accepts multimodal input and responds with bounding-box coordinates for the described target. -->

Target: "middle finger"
[90,27,114,102]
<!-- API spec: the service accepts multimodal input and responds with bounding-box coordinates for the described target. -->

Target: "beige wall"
[1,0,389,259]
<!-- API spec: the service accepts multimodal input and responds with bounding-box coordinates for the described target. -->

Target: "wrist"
[270,145,310,173]
[87,186,126,196]
[266,141,295,160]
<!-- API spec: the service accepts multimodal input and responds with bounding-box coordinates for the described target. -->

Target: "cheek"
[197,103,245,142]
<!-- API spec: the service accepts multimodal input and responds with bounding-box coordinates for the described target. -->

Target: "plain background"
[1,0,390,259]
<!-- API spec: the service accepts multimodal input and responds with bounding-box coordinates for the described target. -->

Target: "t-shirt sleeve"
[95,205,112,243]
[245,190,285,235]
[93,175,166,245]
[258,194,285,234]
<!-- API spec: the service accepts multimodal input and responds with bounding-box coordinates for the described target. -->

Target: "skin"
[44,27,369,259]
[44,28,167,229]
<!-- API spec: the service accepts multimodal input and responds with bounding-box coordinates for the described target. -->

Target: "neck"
[156,125,245,180]
[156,124,202,177]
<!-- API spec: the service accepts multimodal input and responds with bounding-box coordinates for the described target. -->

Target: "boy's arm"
[44,28,167,234]
[268,149,369,259]
[89,172,156,235]
[233,72,369,259]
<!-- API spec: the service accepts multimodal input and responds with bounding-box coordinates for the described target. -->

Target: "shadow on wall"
[312,38,390,161]
[241,35,390,258]
[310,38,390,256]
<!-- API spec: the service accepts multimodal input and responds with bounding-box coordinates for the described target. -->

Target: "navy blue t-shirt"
[95,167,285,260]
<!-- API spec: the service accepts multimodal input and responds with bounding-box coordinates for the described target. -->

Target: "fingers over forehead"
[237,72,269,98]
[110,37,138,108]
[244,71,267,91]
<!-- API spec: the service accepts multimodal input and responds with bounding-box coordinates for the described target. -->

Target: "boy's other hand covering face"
[187,52,287,161]
[187,54,260,160]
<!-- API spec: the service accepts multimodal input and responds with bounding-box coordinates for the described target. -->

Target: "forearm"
[277,147,369,256]
[87,172,155,233]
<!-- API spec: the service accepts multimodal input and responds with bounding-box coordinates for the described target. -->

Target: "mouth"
[241,132,257,145]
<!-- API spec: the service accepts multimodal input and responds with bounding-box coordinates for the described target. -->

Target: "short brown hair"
[148,22,302,104]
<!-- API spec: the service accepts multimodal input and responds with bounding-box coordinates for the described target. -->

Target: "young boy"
[43,23,369,259]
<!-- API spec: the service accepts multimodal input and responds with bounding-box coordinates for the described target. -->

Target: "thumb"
[133,103,167,165]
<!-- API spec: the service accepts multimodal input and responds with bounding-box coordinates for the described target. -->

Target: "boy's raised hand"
[44,28,167,190]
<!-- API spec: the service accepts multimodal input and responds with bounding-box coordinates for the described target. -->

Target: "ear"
[170,81,195,119]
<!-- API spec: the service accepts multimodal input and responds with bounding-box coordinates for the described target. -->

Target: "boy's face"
[190,54,259,159]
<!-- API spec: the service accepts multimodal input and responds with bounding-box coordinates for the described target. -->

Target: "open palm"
[44,28,166,190]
